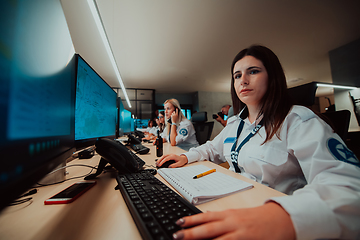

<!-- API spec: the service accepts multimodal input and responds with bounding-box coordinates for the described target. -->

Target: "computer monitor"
[0,0,76,211]
[119,109,134,135]
[117,97,136,136]
[74,55,117,149]
[117,97,125,137]
[136,119,150,129]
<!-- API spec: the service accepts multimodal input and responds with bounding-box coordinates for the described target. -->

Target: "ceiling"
[62,0,360,97]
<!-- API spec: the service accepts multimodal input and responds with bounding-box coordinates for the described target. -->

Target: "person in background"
[156,111,165,135]
[137,119,156,134]
[157,45,360,239]
[148,119,157,136]
[163,98,199,150]
[144,111,165,141]
[215,104,234,127]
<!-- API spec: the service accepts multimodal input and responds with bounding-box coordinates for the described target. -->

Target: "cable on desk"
[49,164,98,175]
[8,189,38,207]
[8,165,99,207]
[35,164,98,187]
[19,189,38,198]
[9,197,33,206]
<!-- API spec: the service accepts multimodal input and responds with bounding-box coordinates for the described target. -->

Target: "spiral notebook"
[157,165,253,205]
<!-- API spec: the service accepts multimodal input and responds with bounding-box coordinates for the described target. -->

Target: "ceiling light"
[87,0,131,108]
[316,83,357,90]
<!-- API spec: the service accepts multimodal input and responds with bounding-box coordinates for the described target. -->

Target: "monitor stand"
[38,161,67,185]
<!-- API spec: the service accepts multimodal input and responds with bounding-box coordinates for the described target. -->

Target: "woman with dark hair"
[138,119,157,138]
[230,45,293,143]
[143,111,166,141]
[156,111,166,134]
[157,45,360,239]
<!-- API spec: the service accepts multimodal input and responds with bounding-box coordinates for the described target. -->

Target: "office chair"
[322,110,351,141]
[288,82,318,106]
[191,112,214,145]
[287,82,351,141]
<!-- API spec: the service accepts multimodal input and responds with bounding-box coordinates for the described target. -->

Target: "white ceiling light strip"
[87,0,132,108]
[317,83,357,90]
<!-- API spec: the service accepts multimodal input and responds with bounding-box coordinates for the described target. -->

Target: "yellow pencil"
[193,169,216,179]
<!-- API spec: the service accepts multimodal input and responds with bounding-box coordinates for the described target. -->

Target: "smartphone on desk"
[44,181,96,205]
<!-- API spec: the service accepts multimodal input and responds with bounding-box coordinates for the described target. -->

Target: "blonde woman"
[163,99,199,150]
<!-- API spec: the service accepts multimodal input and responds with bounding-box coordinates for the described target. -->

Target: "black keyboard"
[116,172,202,240]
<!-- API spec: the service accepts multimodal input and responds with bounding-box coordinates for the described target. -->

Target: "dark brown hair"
[230,45,293,143]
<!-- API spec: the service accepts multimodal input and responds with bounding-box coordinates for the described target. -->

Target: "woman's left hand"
[173,202,296,240]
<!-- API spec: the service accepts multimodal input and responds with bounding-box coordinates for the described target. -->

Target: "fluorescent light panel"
[87,0,132,108]
[317,83,357,90]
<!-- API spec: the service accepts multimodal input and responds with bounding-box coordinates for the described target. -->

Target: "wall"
[329,38,360,132]
[155,92,196,106]
[329,38,360,88]
[155,93,198,110]
[197,91,232,139]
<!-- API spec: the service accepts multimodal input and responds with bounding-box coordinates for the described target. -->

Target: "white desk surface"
[0,142,284,240]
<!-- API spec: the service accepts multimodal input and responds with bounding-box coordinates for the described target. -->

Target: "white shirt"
[136,126,157,136]
[148,126,158,135]
[184,105,360,240]
[164,118,199,151]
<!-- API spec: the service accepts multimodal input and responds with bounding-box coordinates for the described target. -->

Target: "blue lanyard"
[230,118,263,173]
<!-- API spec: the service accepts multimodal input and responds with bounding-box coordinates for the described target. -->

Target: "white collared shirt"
[184,105,360,240]
[164,118,199,150]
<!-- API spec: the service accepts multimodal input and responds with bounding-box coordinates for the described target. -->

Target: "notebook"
[157,164,253,205]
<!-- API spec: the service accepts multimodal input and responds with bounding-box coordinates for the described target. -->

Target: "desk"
[0,142,284,240]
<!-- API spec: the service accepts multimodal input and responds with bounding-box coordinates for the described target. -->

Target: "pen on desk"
[193,169,216,179]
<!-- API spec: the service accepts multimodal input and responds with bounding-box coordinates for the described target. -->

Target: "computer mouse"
[156,160,176,169]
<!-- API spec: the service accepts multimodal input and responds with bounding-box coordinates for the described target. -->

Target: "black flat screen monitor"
[119,107,134,135]
[0,0,76,211]
[75,55,117,149]
[116,97,122,138]
[117,97,135,136]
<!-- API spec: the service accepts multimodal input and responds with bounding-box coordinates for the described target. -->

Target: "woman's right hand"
[156,154,188,168]
[171,108,179,124]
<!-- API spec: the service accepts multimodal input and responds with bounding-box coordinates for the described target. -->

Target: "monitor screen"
[117,97,124,137]
[119,108,134,135]
[136,119,150,129]
[75,55,117,148]
[0,0,76,211]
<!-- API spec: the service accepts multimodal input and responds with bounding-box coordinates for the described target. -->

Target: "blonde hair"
[164,98,186,135]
